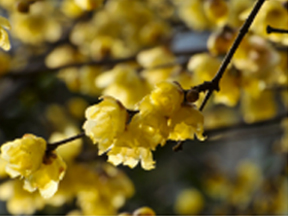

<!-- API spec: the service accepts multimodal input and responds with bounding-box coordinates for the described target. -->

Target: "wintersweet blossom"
[1,134,67,198]
[83,96,128,154]
[23,155,66,199]
[1,134,46,178]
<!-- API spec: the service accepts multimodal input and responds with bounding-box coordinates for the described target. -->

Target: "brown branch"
[199,0,266,111]
[46,132,86,152]
[4,47,206,79]
[173,0,266,152]
[267,25,288,34]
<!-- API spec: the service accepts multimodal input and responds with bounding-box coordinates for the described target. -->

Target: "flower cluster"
[0,162,134,215]
[83,81,205,170]
[0,134,66,198]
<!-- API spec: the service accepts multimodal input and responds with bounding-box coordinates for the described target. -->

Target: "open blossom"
[169,104,205,141]
[0,134,66,198]
[0,16,11,51]
[23,155,66,199]
[1,134,46,178]
[108,147,155,170]
[83,96,128,154]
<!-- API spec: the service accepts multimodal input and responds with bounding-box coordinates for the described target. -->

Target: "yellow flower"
[133,207,156,216]
[169,103,205,141]
[74,0,104,11]
[0,180,45,215]
[174,188,204,215]
[10,2,61,44]
[107,147,155,170]
[137,46,175,68]
[244,0,288,45]
[1,134,67,199]
[148,81,184,117]
[177,0,211,30]
[83,96,128,154]
[95,64,150,109]
[0,16,11,51]
[241,91,277,123]
[23,154,66,199]
[1,134,46,178]
[188,53,220,86]
[203,0,228,26]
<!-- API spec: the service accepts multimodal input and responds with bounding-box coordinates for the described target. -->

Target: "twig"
[267,25,288,34]
[199,0,266,111]
[173,0,266,152]
[46,132,86,152]
[4,47,206,79]
[4,56,137,79]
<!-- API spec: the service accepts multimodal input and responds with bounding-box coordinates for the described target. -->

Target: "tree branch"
[173,0,266,152]
[199,0,266,111]
[46,132,86,152]
[3,47,206,79]
[267,25,288,34]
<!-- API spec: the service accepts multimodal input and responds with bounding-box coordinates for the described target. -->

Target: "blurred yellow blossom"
[203,0,229,27]
[174,188,204,215]
[95,64,150,109]
[0,16,11,51]
[74,0,104,11]
[243,0,288,45]
[66,97,89,119]
[61,0,84,18]
[0,180,45,215]
[45,44,85,69]
[133,206,156,216]
[137,46,175,69]
[10,2,61,44]
[70,162,134,215]
[188,53,220,86]
[241,91,277,123]
[58,66,103,96]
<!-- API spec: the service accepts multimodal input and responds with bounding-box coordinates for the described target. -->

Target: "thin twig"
[199,0,266,111]
[46,132,86,152]
[173,0,266,152]
[4,47,206,79]
[267,25,288,34]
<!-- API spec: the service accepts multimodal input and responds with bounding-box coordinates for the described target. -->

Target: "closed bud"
[16,0,34,13]
[186,89,199,103]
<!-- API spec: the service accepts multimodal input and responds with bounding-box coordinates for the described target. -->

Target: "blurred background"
[0,0,287,215]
